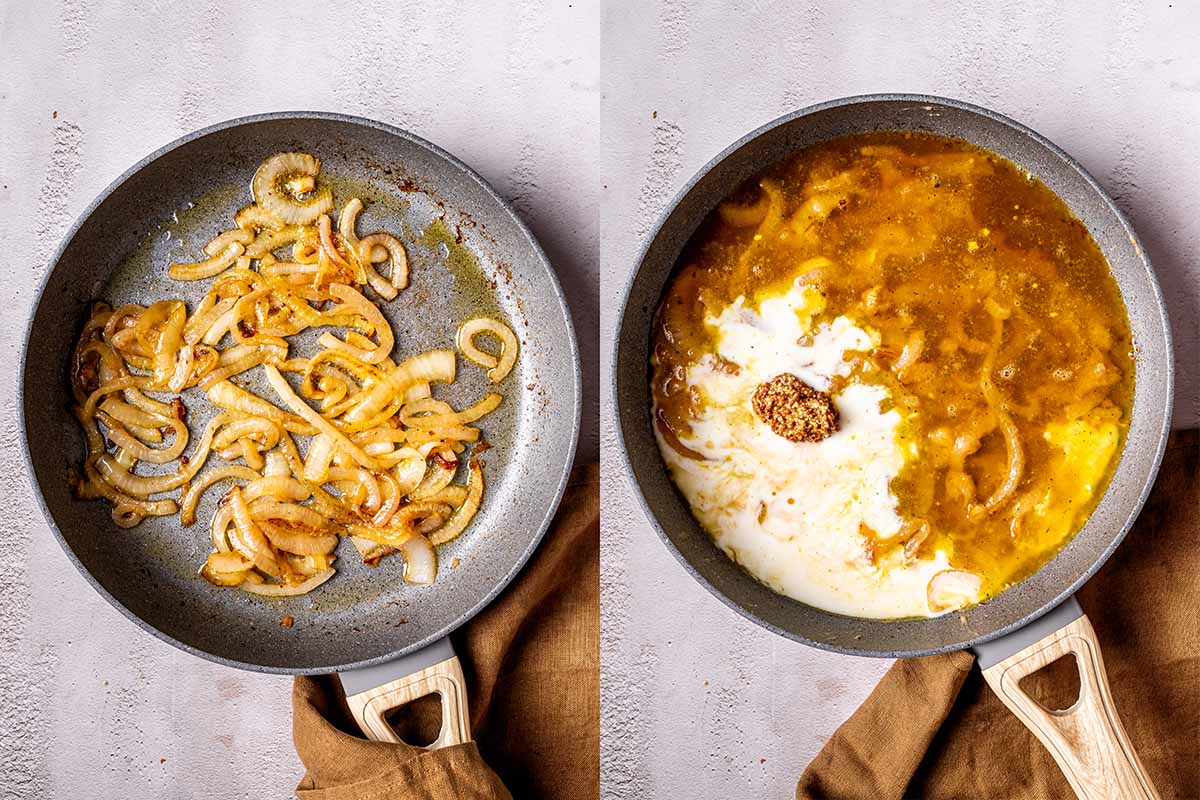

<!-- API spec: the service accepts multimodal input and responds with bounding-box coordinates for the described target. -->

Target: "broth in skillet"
[652,131,1133,618]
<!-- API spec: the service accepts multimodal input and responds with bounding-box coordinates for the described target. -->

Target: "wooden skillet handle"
[340,637,471,748]
[978,603,1160,799]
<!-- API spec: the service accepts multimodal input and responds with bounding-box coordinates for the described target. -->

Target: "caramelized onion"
[263,365,381,469]
[456,318,518,383]
[251,153,333,225]
[400,534,436,584]
[227,486,282,577]
[343,350,456,425]
[241,567,335,596]
[169,242,244,281]
[180,465,260,526]
[428,460,483,546]
[69,151,513,598]
[357,232,408,291]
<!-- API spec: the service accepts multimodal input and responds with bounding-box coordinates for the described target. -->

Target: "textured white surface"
[600,2,1199,798]
[0,1,597,796]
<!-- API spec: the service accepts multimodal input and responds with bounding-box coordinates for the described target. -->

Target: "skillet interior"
[21,114,580,673]
[614,95,1172,657]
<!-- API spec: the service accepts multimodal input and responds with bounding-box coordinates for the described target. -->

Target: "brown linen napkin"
[797,430,1199,800]
[292,463,599,800]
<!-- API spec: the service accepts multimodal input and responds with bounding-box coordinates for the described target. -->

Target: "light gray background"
[600,2,1198,798]
[0,1,596,797]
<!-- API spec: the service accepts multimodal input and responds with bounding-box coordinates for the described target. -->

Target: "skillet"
[20,112,581,745]
[613,95,1172,799]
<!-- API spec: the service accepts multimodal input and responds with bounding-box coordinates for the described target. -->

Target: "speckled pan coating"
[613,94,1173,658]
[20,112,580,674]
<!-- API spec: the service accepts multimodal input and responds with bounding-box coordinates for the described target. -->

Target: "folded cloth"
[798,430,1199,800]
[292,463,599,799]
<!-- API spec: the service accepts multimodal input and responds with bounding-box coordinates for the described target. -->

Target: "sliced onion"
[243,475,309,504]
[338,197,363,252]
[350,535,393,565]
[146,301,186,387]
[206,551,252,573]
[210,504,235,552]
[979,314,1025,514]
[93,413,227,496]
[353,427,408,445]
[252,153,333,225]
[342,350,456,424]
[456,318,518,383]
[98,396,169,431]
[409,459,457,500]
[263,450,289,477]
[316,284,393,364]
[285,553,334,576]
[234,204,285,231]
[248,498,329,531]
[180,465,260,526]
[345,522,411,548]
[206,380,315,435]
[392,451,428,496]
[303,433,335,482]
[245,225,305,258]
[82,463,178,518]
[240,567,335,597]
[204,228,255,257]
[259,521,338,555]
[201,551,253,587]
[227,486,282,577]
[405,392,502,429]
[169,242,243,281]
[317,214,357,275]
[400,534,436,584]
[428,460,483,546]
[197,346,279,389]
[102,415,187,465]
[358,232,408,291]
[893,330,925,381]
[371,472,401,526]
[327,466,381,511]
[97,409,161,444]
[427,485,468,507]
[263,365,381,469]
[213,417,282,451]
[927,570,983,613]
[405,425,480,445]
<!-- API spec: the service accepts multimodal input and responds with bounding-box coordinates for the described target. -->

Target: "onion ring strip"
[428,460,483,546]
[240,568,335,596]
[262,365,381,469]
[456,318,518,383]
[227,487,282,577]
[338,198,363,253]
[358,232,409,291]
[180,465,260,526]
[169,242,244,281]
[204,228,255,257]
[316,284,393,364]
[342,350,456,424]
[978,313,1024,514]
[206,380,315,435]
[259,521,338,556]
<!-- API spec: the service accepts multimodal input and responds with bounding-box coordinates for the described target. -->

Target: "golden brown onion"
[251,153,333,225]
[456,318,518,383]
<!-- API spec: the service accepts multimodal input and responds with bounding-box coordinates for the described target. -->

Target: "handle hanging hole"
[1017,652,1082,713]
[382,691,444,747]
